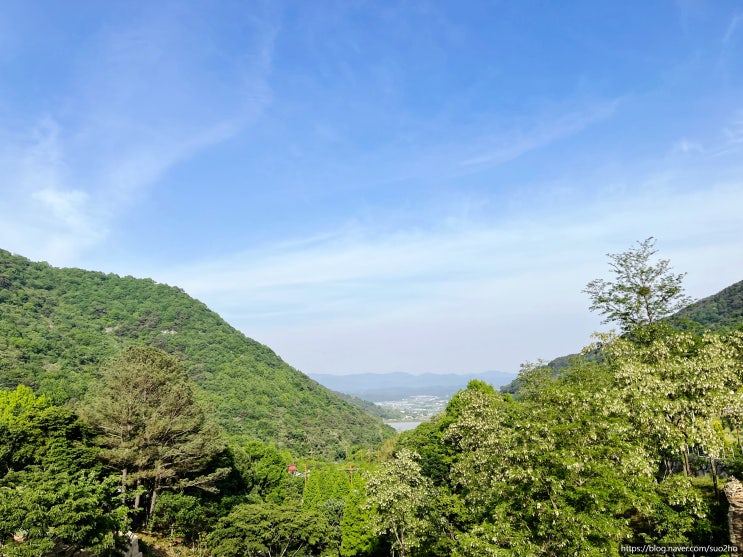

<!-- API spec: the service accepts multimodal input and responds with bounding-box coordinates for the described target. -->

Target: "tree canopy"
[207,502,329,557]
[584,237,694,332]
[0,385,128,556]
[83,346,228,522]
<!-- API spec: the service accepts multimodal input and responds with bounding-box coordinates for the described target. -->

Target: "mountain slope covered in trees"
[0,249,393,456]
[671,279,743,332]
[500,278,743,395]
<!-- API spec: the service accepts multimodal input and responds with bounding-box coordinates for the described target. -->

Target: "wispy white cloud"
[0,117,106,261]
[670,138,704,154]
[723,12,743,44]
[459,100,619,168]
[706,111,743,157]
[0,7,278,265]
[300,95,623,204]
[156,177,743,374]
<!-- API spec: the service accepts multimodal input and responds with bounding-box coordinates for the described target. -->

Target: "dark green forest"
[3,241,743,556]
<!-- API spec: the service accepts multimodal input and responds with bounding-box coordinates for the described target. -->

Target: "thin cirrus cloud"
[163,179,743,334]
[722,12,743,44]
[458,100,620,169]
[0,6,277,265]
[204,176,742,375]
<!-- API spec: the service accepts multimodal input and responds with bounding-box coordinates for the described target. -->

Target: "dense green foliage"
[364,329,742,555]
[5,327,739,556]
[0,386,128,556]
[83,346,229,523]
[0,249,393,456]
[207,502,329,557]
[672,279,743,332]
[365,448,437,557]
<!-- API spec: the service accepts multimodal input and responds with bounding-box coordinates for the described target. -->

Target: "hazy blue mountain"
[309,370,517,402]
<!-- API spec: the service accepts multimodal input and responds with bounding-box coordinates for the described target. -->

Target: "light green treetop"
[365,448,437,557]
[584,237,694,332]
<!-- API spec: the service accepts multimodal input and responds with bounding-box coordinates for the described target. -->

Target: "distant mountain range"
[309,370,517,402]
[311,281,743,404]
[338,280,743,401]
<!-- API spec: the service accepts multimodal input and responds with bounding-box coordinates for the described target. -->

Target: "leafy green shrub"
[151,493,207,542]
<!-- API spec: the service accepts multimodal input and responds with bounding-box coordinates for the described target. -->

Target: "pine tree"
[83,346,228,522]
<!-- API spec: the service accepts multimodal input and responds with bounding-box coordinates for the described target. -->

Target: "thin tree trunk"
[149,488,158,519]
[682,445,691,477]
[711,456,719,500]
[149,475,161,522]
[134,478,142,509]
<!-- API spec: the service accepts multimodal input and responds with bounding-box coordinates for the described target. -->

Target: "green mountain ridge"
[501,278,743,394]
[0,249,394,457]
[670,278,743,331]
[330,390,406,420]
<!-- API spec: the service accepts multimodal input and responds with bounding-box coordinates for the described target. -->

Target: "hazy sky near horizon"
[2,1,743,375]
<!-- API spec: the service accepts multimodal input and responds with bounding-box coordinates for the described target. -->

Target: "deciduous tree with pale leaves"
[365,448,437,557]
[584,237,694,333]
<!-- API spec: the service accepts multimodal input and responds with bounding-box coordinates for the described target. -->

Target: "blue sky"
[1,1,743,375]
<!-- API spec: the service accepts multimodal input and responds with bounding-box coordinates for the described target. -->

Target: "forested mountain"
[329,390,405,420]
[671,279,743,331]
[0,249,393,457]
